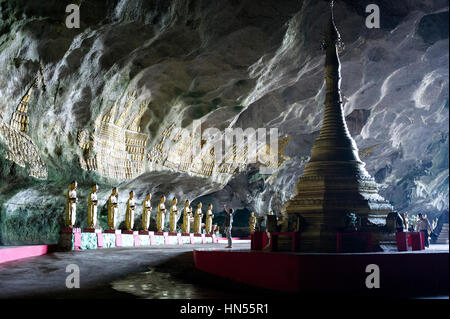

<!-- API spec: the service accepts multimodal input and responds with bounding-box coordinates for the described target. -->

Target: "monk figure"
[182,200,193,233]
[157,195,166,232]
[65,181,78,227]
[249,211,257,233]
[141,193,152,231]
[169,198,179,233]
[108,187,119,230]
[87,184,99,228]
[205,204,214,234]
[193,202,203,234]
[125,191,136,231]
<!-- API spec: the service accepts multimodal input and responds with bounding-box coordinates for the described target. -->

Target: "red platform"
[83,228,101,233]
[397,232,425,251]
[193,249,449,296]
[0,245,57,264]
[122,230,138,235]
[104,229,121,234]
[251,232,269,250]
[270,232,301,252]
[336,232,372,252]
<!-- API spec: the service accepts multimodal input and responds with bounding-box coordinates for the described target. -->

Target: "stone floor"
[0,242,285,299]
[0,243,447,299]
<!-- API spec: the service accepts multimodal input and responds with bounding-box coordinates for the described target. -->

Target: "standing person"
[224,204,234,248]
[65,181,78,228]
[141,193,152,231]
[125,191,136,231]
[87,184,99,228]
[108,187,119,230]
[415,213,432,248]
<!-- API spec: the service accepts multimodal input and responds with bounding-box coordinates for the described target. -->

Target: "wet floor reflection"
[111,267,236,299]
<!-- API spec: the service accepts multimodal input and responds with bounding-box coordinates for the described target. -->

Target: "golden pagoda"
[285,1,395,252]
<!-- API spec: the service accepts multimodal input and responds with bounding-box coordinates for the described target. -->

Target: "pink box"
[74,232,82,250]
[116,234,122,247]
[97,232,104,248]
[149,234,155,245]
[134,235,140,246]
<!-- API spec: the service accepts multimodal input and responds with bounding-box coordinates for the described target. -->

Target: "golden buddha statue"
[157,195,166,232]
[169,197,179,233]
[107,187,119,230]
[193,202,203,234]
[125,191,136,231]
[87,184,99,228]
[205,204,214,234]
[65,181,78,228]
[249,211,257,233]
[182,200,193,233]
[141,193,152,231]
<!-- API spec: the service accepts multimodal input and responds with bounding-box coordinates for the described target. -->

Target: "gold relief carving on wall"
[148,123,175,165]
[9,77,38,133]
[359,144,379,159]
[0,74,48,180]
[78,92,149,180]
[148,124,291,179]
[257,135,291,169]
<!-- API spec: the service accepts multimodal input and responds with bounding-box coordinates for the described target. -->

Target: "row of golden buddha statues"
[65,181,221,234]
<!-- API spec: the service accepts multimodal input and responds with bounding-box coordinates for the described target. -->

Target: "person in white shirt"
[415,213,432,247]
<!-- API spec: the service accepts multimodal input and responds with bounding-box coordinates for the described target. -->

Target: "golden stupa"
[285,2,395,252]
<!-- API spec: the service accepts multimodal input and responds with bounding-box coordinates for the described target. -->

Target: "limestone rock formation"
[0,0,448,244]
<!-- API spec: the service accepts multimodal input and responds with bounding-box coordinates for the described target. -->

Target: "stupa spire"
[310,0,361,163]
